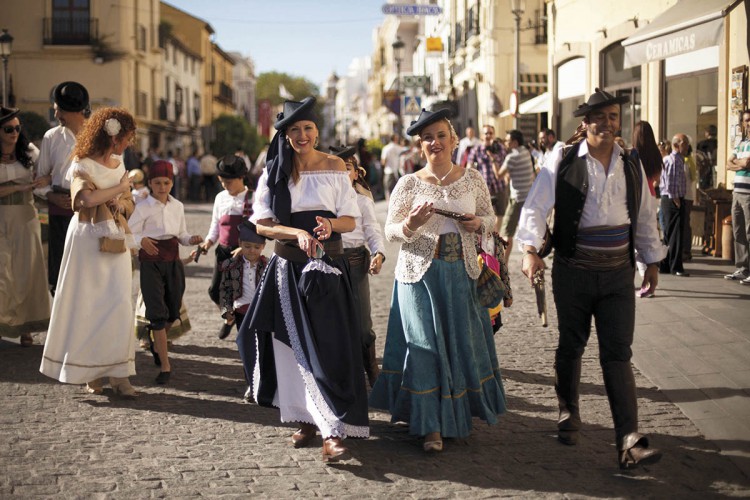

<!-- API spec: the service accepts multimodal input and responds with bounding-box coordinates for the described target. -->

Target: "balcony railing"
[43,17,98,45]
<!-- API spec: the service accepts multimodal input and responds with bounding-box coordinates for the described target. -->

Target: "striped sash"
[559,224,631,271]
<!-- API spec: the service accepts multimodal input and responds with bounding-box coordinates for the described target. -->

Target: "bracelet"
[403,221,416,236]
[524,249,538,256]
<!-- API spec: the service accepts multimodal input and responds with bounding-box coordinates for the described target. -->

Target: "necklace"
[427,164,454,186]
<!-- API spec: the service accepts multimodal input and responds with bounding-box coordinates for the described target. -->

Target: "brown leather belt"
[274,240,343,263]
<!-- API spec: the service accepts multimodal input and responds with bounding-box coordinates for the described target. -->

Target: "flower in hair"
[104,118,122,137]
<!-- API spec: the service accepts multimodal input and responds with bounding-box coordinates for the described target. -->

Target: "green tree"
[19,111,51,143]
[210,114,261,159]
[256,72,319,106]
[256,72,326,137]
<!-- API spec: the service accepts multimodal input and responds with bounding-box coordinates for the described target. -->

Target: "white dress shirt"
[342,193,386,256]
[234,258,259,310]
[205,188,250,243]
[35,125,76,197]
[128,194,193,247]
[516,140,666,265]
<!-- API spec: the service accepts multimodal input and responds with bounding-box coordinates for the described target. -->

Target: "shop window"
[664,46,719,145]
[601,42,641,146]
[556,57,586,140]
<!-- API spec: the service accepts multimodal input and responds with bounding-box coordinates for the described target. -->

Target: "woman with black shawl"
[237,97,369,462]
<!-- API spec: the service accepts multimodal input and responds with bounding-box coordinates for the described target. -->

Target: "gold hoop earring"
[314,137,319,148]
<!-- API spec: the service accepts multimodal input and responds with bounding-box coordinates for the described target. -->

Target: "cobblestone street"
[2,201,749,498]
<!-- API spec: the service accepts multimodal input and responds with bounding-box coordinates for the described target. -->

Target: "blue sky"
[166,0,387,91]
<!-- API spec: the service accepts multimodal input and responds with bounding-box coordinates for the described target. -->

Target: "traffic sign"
[382,4,443,15]
[403,95,422,115]
[402,75,429,88]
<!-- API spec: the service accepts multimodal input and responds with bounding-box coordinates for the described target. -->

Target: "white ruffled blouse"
[386,167,494,283]
[250,169,360,224]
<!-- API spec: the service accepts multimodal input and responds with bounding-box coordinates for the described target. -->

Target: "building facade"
[229,52,257,126]
[548,0,749,187]
[4,0,165,153]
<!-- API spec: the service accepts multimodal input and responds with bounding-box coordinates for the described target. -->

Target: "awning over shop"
[499,92,550,118]
[621,0,742,68]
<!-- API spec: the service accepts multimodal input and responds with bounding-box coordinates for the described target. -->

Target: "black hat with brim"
[274,96,317,130]
[328,144,356,159]
[53,81,90,112]
[217,154,248,179]
[406,107,452,136]
[237,220,267,244]
[573,87,630,117]
[0,106,20,125]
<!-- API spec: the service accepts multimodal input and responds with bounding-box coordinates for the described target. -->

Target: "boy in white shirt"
[128,161,203,385]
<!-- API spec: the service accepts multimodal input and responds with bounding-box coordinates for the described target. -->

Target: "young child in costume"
[128,160,203,384]
[196,155,252,337]
[330,145,386,387]
[218,220,268,341]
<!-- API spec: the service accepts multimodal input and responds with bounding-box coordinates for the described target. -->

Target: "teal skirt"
[369,245,506,438]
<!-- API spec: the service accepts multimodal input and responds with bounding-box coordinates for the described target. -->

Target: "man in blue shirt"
[467,125,507,231]
[659,136,688,276]
[186,149,202,201]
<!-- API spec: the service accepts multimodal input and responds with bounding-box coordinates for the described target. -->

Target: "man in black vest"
[516,88,667,470]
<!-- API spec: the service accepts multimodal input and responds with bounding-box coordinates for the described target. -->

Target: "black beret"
[217,155,248,179]
[53,81,90,112]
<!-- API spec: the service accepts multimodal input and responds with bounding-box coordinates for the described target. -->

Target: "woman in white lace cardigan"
[369,109,506,453]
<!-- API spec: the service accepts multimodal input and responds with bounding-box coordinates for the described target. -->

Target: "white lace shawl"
[385,168,494,283]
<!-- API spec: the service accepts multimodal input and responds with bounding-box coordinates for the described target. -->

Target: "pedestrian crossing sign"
[403,96,422,116]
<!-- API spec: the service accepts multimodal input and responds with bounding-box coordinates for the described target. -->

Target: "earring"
[314,137,319,148]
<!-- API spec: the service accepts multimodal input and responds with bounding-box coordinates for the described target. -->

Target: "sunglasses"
[2,125,21,134]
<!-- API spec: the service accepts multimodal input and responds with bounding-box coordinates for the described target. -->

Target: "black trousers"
[660,196,685,274]
[141,260,185,330]
[552,259,639,444]
[344,246,376,349]
[48,213,72,293]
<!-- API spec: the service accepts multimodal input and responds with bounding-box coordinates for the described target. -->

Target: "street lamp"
[510,0,525,129]
[0,29,13,107]
[392,36,405,137]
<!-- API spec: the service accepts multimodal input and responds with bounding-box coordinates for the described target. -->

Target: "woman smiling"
[370,109,507,453]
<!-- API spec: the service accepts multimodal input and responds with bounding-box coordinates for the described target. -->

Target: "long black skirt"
[237,252,369,439]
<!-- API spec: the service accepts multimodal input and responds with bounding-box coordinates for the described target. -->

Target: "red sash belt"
[139,237,180,262]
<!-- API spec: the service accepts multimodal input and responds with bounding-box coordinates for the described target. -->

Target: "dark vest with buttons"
[551,142,642,263]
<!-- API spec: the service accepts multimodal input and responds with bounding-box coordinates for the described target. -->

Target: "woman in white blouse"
[369,109,507,453]
[236,97,369,463]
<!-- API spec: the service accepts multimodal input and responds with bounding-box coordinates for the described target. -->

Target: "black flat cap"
[53,81,90,112]
[328,144,356,159]
[405,107,452,136]
[217,154,248,179]
[274,96,317,130]
[238,220,267,244]
[573,88,630,117]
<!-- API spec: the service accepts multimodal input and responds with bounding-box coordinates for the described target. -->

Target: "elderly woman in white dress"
[40,107,138,398]
[237,97,369,463]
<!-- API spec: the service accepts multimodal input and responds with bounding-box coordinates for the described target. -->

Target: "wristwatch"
[374,251,386,263]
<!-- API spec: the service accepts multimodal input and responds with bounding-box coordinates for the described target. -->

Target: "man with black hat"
[197,154,252,331]
[35,81,91,294]
[516,88,666,469]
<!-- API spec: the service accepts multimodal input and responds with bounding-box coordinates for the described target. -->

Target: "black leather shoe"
[619,433,662,470]
[155,371,171,385]
[557,430,579,446]
[218,323,233,340]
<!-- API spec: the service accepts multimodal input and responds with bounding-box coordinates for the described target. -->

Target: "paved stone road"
[2,202,749,498]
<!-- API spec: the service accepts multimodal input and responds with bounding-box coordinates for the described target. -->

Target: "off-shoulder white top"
[385,167,494,283]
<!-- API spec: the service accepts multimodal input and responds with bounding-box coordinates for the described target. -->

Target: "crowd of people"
[6,77,750,471]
